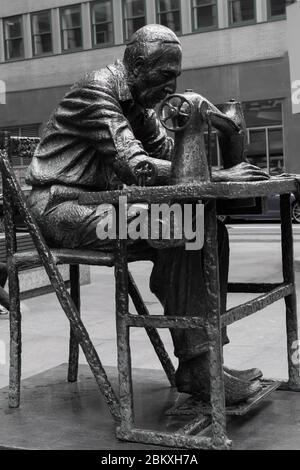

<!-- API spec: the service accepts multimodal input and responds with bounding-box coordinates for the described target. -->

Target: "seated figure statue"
[26,24,269,405]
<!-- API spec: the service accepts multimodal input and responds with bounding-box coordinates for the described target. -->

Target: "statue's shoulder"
[70,61,127,101]
[73,67,113,90]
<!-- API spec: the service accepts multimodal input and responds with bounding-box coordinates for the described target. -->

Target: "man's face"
[132,45,182,109]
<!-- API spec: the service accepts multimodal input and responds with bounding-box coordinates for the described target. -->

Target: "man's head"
[124,24,182,109]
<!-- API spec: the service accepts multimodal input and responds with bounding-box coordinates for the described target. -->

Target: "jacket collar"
[107,60,133,103]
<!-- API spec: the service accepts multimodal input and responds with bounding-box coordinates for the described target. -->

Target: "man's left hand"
[212,162,270,182]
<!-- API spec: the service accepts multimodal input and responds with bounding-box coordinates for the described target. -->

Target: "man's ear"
[132,56,146,78]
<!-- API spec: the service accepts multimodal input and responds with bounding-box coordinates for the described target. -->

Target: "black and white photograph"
[0,0,300,454]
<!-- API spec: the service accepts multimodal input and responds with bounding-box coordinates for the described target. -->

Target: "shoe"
[223,366,263,382]
[176,359,263,405]
[223,372,262,406]
[189,370,263,406]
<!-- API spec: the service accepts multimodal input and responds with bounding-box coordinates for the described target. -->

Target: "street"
[228,222,300,243]
[1,223,300,389]
[225,223,300,379]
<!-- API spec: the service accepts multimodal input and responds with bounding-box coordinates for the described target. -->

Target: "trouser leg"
[27,189,149,252]
[0,262,8,287]
[150,220,229,360]
[0,262,9,310]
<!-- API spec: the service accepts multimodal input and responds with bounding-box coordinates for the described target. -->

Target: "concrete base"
[0,364,299,450]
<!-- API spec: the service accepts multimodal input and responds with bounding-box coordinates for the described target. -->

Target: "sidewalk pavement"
[1,233,300,389]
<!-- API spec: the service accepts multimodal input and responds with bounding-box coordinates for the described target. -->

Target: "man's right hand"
[212,162,270,183]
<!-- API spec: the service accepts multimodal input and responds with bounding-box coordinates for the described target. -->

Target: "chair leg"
[68,264,80,383]
[8,260,22,408]
[0,144,120,421]
[2,159,22,409]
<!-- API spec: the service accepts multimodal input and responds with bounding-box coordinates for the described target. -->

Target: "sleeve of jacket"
[132,108,174,162]
[54,77,172,185]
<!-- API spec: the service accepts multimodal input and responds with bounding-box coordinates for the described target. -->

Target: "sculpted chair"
[0,131,175,424]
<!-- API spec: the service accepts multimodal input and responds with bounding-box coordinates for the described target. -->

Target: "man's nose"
[164,78,177,94]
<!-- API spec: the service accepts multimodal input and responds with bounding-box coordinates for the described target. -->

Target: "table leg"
[203,201,230,447]
[280,194,300,390]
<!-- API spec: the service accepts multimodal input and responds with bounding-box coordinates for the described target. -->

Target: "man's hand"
[276,173,298,178]
[212,162,270,182]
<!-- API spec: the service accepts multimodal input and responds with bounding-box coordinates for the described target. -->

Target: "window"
[31,10,52,56]
[228,0,256,25]
[157,0,181,35]
[205,131,221,168]
[3,16,24,60]
[61,5,83,51]
[268,0,291,20]
[205,99,285,176]
[268,127,284,175]
[192,0,218,31]
[123,0,146,41]
[244,100,284,176]
[91,1,114,46]
[247,127,285,175]
[247,129,268,171]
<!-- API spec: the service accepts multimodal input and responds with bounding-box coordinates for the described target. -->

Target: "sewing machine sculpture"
[135,91,264,226]
[160,92,211,184]
[137,91,250,184]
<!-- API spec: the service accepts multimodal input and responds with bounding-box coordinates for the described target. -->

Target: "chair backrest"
[0,132,40,191]
[0,131,40,255]
[0,132,40,163]
[0,131,66,278]
[0,132,40,257]
[9,135,40,160]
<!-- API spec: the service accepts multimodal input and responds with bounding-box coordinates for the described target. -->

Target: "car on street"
[221,194,300,223]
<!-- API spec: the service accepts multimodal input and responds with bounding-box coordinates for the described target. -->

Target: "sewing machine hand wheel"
[159,95,192,132]
[134,161,158,186]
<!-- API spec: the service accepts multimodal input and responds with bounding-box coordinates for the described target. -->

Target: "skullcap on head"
[127,24,181,46]
[124,24,181,72]
[124,24,181,71]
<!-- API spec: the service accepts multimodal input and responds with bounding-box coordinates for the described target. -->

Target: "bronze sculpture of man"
[26,24,269,405]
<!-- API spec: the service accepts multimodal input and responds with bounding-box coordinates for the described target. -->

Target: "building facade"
[0,0,299,183]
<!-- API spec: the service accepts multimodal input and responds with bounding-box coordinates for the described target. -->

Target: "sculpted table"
[78,177,300,450]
